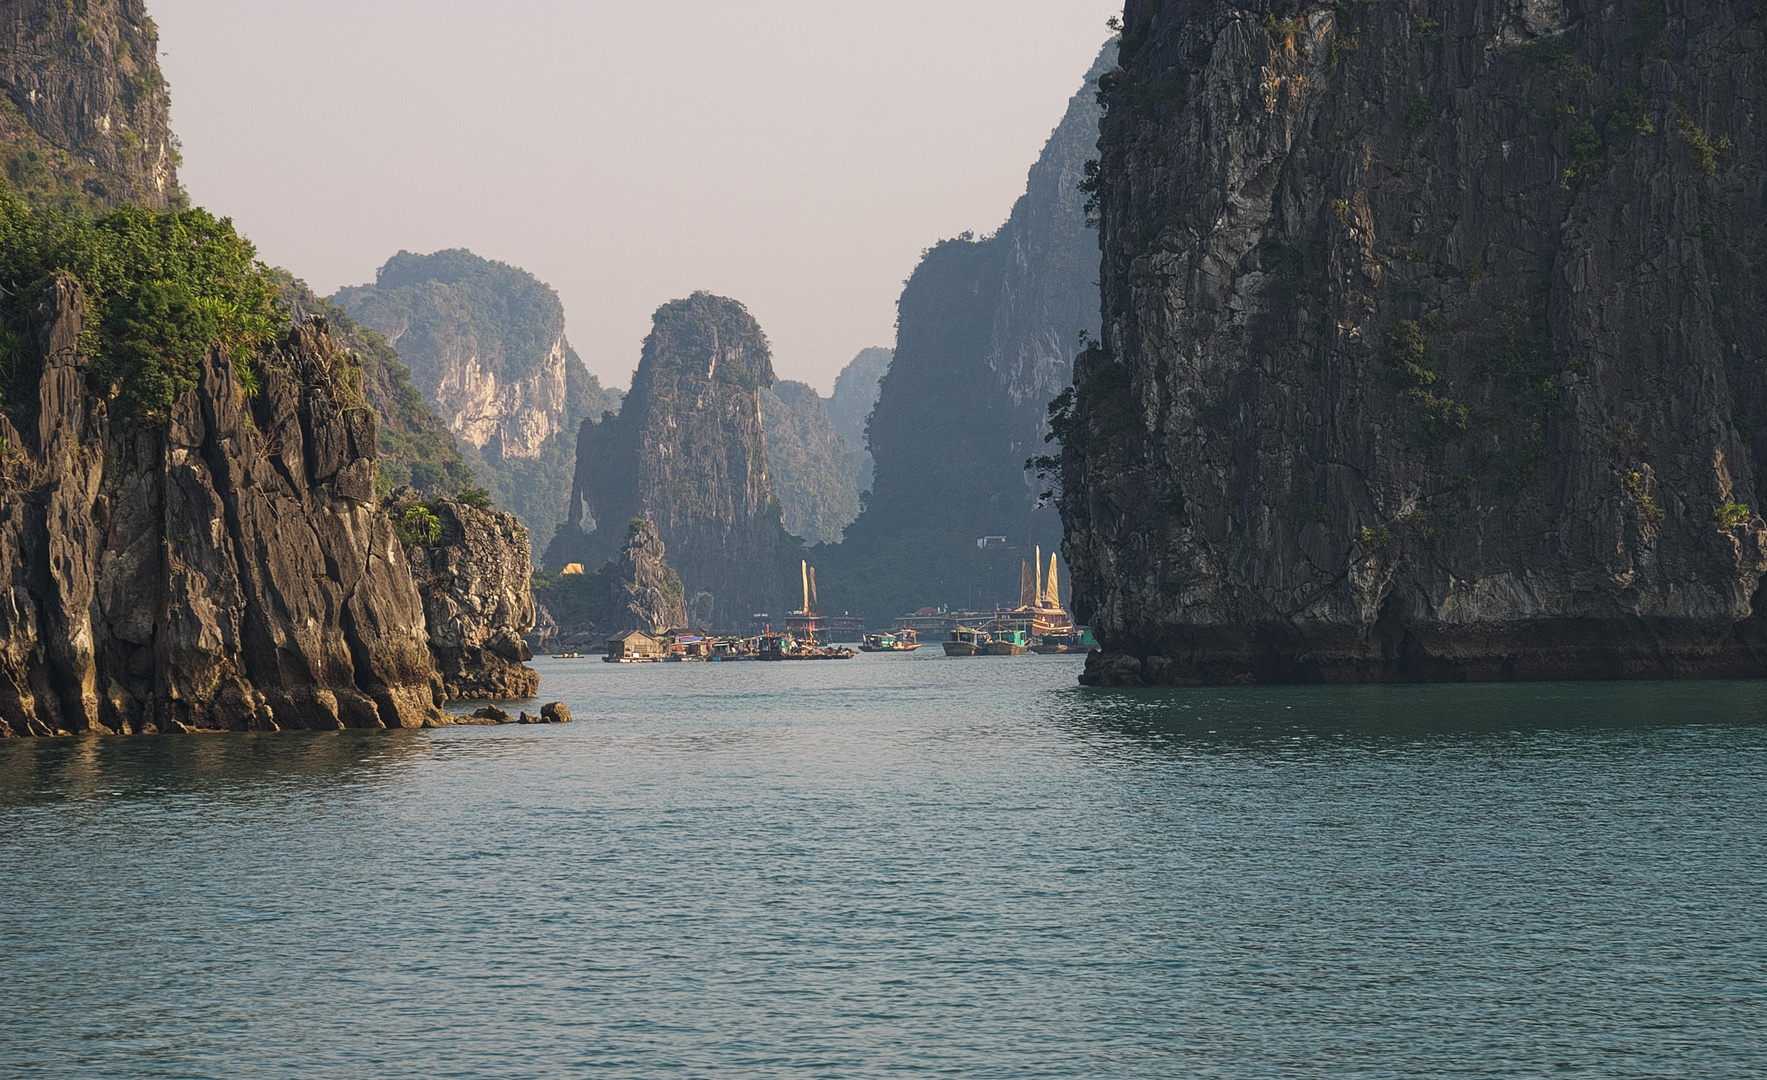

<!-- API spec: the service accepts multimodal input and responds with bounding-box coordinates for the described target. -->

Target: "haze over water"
[4,658,1766,1077]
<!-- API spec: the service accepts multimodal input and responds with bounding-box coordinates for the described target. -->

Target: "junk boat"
[758,561,856,660]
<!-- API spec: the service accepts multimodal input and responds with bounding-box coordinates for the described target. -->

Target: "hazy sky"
[149,1,1119,392]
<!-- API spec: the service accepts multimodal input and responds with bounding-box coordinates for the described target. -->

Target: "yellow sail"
[1034,546,1043,605]
[809,565,818,612]
[801,560,810,614]
[1047,553,1059,610]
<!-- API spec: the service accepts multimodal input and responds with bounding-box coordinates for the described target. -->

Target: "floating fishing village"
[595,551,1094,663]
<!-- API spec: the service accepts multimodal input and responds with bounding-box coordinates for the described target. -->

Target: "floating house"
[605,630,664,662]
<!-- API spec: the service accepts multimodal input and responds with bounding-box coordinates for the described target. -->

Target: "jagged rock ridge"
[614,517,688,634]
[0,0,180,214]
[554,291,791,628]
[1062,0,1767,684]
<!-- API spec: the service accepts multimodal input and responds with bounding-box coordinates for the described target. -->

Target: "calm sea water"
[3,654,1766,1078]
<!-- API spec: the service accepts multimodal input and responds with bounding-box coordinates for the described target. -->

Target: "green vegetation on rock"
[0,185,283,420]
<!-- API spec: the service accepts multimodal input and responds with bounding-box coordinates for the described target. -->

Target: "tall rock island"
[555,292,791,627]
[823,44,1113,621]
[1062,1,1767,683]
[0,274,443,736]
[761,380,861,545]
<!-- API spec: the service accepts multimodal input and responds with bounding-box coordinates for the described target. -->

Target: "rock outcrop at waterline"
[0,277,444,736]
[614,517,688,634]
[1061,0,1767,684]
[401,496,538,700]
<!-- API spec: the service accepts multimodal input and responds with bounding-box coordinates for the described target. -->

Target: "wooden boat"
[985,629,1030,656]
[943,626,989,657]
[552,652,584,659]
[859,631,921,652]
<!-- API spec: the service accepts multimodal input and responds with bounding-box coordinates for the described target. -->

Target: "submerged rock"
[1062,0,1767,683]
[541,701,572,724]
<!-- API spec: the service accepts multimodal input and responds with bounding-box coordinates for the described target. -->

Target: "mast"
[1034,546,1043,605]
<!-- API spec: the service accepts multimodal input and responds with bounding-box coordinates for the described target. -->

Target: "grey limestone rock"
[0,276,446,736]
[1062,0,1767,683]
[563,292,792,627]
[402,497,539,700]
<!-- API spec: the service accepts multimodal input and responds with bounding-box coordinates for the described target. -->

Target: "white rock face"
[417,327,570,459]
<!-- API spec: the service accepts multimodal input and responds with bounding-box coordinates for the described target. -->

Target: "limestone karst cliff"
[1061,0,1767,684]
[0,0,181,214]
[0,274,444,736]
[553,292,791,627]
[821,43,1113,621]
[333,249,613,547]
[611,517,688,634]
[827,347,891,492]
[761,380,861,544]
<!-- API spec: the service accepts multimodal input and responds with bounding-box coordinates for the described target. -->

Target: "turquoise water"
[3,654,1766,1078]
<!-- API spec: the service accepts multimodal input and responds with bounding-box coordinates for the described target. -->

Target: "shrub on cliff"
[0,185,285,421]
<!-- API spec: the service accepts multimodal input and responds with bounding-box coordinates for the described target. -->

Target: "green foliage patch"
[1714,502,1752,529]
[0,185,284,420]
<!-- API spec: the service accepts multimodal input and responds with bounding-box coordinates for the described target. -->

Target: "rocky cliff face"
[333,249,613,546]
[559,292,791,627]
[613,517,688,633]
[0,0,180,214]
[821,44,1112,620]
[1063,0,1767,684]
[761,380,861,544]
[0,276,444,736]
[401,496,537,700]
[278,275,473,498]
[827,346,891,491]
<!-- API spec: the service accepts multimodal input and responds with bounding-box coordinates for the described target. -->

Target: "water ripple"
[3,656,1765,1077]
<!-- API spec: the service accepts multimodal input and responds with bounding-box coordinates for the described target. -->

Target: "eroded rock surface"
[1062,0,1767,683]
[0,276,445,736]
[0,0,181,212]
[402,497,538,700]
